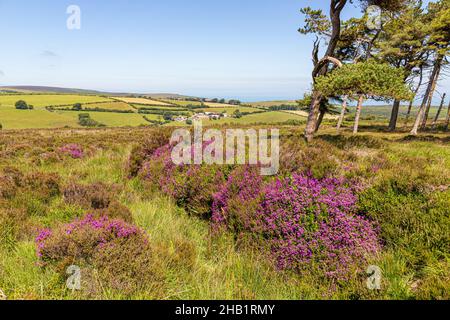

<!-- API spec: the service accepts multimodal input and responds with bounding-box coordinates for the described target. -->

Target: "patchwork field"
[0,94,111,109]
[200,111,306,125]
[196,106,263,114]
[163,99,204,107]
[248,100,298,107]
[0,109,80,129]
[78,102,135,112]
[1,93,447,131]
[113,97,173,106]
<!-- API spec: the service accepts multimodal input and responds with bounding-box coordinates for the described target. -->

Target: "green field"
[80,101,135,111]
[197,106,263,114]
[202,111,306,125]
[0,109,79,129]
[248,100,298,107]
[1,94,447,130]
[163,99,204,107]
[0,94,111,109]
[0,108,149,129]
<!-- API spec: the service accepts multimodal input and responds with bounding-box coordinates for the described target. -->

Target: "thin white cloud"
[40,50,59,58]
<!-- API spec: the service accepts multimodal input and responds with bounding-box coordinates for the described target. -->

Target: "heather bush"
[23,172,61,201]
[255,174,380,279]
[97,200,133,223]
[139,141,228,218]
[63,182,117,209]
[0,169,61,218]
[318,135,386,150]
[279,138,341,178]
[0,175,18,200]
[212,165,264,233]
[213,169,381,279]
[36,214,164,294]
[127,129,173,178]
[59,144,84,159]
[63,182,132,222]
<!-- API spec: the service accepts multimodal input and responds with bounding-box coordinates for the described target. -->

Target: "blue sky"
[0,0,447,102]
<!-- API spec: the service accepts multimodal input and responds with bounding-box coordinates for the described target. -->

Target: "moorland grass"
[0,126,448,300]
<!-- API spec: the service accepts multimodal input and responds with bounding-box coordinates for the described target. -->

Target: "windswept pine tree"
[375,1,430,131]
[314,60,413,133]
[299,0,411,141]
[411,0,450,135]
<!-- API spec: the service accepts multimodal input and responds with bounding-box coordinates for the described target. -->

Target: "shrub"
[1,168,60,204]
[59,144,84,159]
[15,100,29,110]
[212,165,264,233]
[279,138,341,178]
[256,174,380,279]
[78,113,105,127]
[213,171,380,279]
[139,141,227,218]
[96,200,133,223]
[126,129,172,178]
[62,182,132,222]
[36,214,164,294]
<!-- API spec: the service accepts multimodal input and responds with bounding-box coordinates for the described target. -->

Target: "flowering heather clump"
[212,165,264,232]
[35,214,164,294]
[35,214,142,262]
[256,174,380,279]
[137,138,380,278]
[127,129,173,178]
[140,141,227,218]
[59,144,84,159]
[213,170,380,279]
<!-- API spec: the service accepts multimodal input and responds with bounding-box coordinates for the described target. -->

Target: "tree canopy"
[315,60,413,100]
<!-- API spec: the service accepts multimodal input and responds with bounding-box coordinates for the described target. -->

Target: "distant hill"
[0,86,198,100]
[0,86,105,95]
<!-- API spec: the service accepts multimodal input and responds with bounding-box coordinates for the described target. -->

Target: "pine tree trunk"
[315,110,326,132]
[304,91,322,142]
[388,99,401,131]
[420,56,442,130]
[304,0,347,142]
[405,65,424,126]
[336,96,348,131]
[353,95,364,134]
[432,93,446,129]
[405,100,414,125]
[411,55,443,135]
[445,101,450,131]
